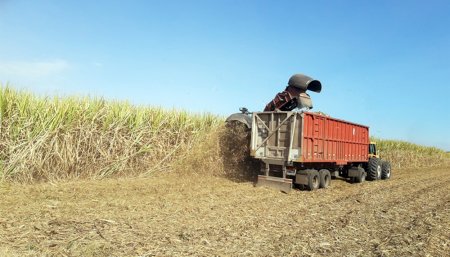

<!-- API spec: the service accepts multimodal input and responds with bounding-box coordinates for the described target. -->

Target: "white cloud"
[0,59,70,78]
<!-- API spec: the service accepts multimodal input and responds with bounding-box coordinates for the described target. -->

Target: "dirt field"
[1,167,449,257]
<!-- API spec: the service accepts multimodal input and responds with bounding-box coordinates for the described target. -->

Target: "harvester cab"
[369,142,379,158]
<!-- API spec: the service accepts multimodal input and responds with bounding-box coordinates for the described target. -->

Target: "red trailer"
[300,112,369,165]
[225,73,392,192]
[249,111,390,192]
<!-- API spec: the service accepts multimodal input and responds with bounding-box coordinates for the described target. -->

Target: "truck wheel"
[381,161,392,180]
[307,170,320,191]
[367,158,381,181]
[319,169,331,189]
[354,167,366,183]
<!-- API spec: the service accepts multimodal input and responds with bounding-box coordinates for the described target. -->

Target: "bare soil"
[1,167,449,257]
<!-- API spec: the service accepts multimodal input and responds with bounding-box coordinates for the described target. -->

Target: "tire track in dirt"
[365,179,450,256]
[196,168,450,256]
[267,183,449,256]
[144,168,450,256]
[313,167,448,208]
[0,167,449,256]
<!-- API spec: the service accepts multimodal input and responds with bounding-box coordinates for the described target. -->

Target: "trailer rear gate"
[251,111,369,165]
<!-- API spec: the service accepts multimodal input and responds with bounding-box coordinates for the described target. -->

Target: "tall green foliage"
[0,85,220,181]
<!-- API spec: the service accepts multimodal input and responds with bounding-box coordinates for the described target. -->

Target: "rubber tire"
[319,169,331,189]
[367,158,382,181]
[306,170,320,191]
[353,167,366,183]
[381,161,392,180]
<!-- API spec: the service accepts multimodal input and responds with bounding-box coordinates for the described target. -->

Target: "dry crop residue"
[1,167,449,256]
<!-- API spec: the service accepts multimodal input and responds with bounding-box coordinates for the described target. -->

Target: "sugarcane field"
[1,1,450,257]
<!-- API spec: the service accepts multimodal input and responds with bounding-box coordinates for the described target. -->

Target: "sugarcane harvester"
[226,74,392,193]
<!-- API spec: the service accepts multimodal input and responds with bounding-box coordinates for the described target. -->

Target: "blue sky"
[1,0,449,150]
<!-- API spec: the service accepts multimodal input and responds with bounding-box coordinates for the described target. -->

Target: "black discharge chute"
[288,74,322,93]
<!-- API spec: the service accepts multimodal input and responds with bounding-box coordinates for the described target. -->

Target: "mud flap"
[348,167,364,178]
[295,173,309,185]
[256,175,293,193]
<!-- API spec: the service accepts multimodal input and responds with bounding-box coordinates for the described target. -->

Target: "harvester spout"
[288,74,322,93]
[264,73,321,112]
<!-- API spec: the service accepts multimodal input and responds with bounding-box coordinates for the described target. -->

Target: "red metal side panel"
[301,112,369,165]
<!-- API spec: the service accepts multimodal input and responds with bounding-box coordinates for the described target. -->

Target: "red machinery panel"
[301,112,369,165]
